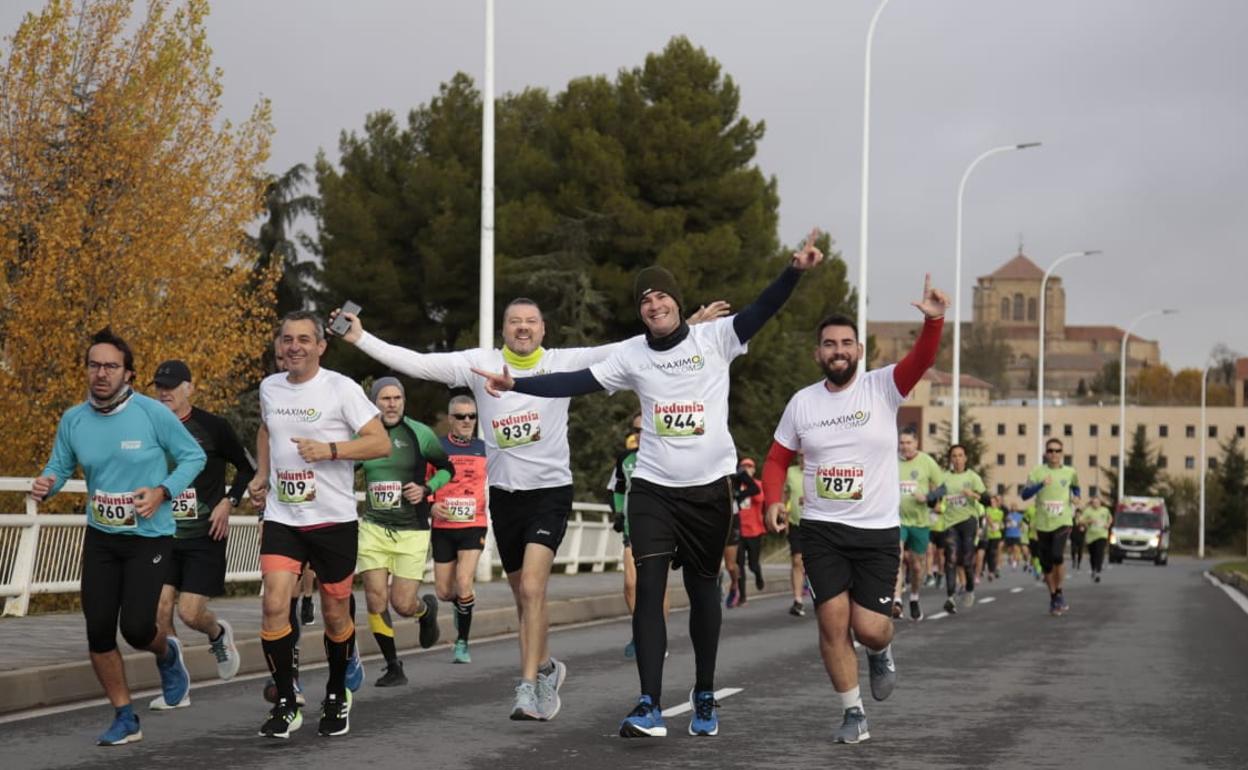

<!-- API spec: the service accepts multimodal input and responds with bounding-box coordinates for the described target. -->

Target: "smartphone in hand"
[329,300,361,337]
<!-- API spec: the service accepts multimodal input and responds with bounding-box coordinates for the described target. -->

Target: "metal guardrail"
[0,477,622,617]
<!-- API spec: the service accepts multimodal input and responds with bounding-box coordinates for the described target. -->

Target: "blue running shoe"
[619,695,666,737]
[345,644,364,692]
[97,711,142,746]
[157,636,190,710]
[688,689,719,736]
[624,639,635,659]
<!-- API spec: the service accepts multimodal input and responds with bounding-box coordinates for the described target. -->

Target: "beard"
[820,354,858,386]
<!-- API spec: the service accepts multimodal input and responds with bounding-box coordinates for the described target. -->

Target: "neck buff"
[447,432,474,447]
[646,320,690,352]
[502,346,545,370]
[89,384,134,415]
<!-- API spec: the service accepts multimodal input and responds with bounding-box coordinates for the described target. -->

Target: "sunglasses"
[451,413,478,420]
[1046,448,1062,454]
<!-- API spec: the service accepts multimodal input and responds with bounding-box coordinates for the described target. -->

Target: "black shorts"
[1036,527,1071,574]
[726,513,742,547]
[930,529,949,550]
[787,525,803,555]
[1028,538,1040,554]
[1004,536,1021,547]
[165,535,227,597]
[260,520,358,592]
[627,476,733,579]
[489,485,572,574]
[800,519,900,616]
[431,526,488,563]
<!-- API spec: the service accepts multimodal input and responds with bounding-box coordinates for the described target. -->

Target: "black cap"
[152,360,192,388]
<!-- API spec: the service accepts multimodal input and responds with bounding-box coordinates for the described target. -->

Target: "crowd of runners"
[29,232,1117,748]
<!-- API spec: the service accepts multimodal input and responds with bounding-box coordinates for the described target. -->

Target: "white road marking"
[1010,587,1024,594]
[977,597,996,604]
[662,687,744,717]
[1204,571,1248,617]
[927,611,949,620]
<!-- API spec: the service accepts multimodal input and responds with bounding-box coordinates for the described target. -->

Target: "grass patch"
[1212,559,1248,580]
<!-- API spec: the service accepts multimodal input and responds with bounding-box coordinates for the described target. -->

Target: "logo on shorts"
[536,529,551,536]
[152,554,163,565]
[878,596,890,604]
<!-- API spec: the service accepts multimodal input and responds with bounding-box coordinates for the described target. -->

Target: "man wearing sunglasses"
[1021,439,1081,615]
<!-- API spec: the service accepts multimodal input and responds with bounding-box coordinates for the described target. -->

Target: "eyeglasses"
[451,413,478,420]
[87,362,124,373]
[1046,448,1063,454]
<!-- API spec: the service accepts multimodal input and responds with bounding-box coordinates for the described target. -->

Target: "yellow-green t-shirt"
[1027,465,1080,532]
[940,469,986,526]
[898,451,943,528]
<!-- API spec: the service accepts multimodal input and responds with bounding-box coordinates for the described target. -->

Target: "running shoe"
[755,573,765,592]
[535,676,562,721]
[510,680,542,721]
[300,596,315,626]
[619,695,666,737]
[1053,594,1070,615]
[345,644,364,692]
[97,711,142,746]
[453,639,471,664]
[961,591,976,610]
[418,594,440,649]
[833,706,870,744]
[789,601,805,617]
[943,597,957,615]
[867,646,896,701]
[624,639,636,658]
[725,587,738,608]
[317,690,352,737]
[922,574,936,588]
[210,618,241,680]
[539,656,567,692]
[1094,573,1102,584]
[156,636,191,710]
[375,660,407,687]
[891,600,903,619]
[909,600,923,621]
[258,697,302,739]
[688,689,719,736]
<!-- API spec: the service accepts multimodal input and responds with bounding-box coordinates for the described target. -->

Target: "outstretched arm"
[733,228,825,344]
[471,365,605,399]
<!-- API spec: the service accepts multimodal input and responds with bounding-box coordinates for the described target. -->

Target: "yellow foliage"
[0,0,276,477]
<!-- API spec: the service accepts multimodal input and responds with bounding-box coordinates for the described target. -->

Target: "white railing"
[0,477,623,617]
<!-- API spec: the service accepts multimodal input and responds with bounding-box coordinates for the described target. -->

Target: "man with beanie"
[472,229,825,739]
[358,376,455,687]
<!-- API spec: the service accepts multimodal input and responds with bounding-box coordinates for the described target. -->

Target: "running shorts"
[627,476,733,579]
[1036,527,1071,574]
[899,524,930,554]
[356,519,430,581]
[800,519,900,615]
[431,526,488,563]
[165,535,227,597]
[260,520,358,599]
[489,485,572,574]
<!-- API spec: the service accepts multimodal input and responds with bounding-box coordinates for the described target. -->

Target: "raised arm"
[893,274,948,397]
[331,308,468,386]
[733,228,824,344]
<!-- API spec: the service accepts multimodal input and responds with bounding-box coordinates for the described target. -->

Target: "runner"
[1080,496,1112,583]
[1003,504,1023,570]
[1023,502,1042,578]
[930,445,988,614]
[147,360,253,710]
[782,455,807,616]
[1070,503,1087,571]
[472,233,826,738]
[895,428,942,621]
[1021,438,1081,615]
[249,311,390,739]
[360,377,454,687]
[334,298,727,721]
[433,394,491,664]
[31,328,206,745]
[760,275,947,744]
[980,495,1004,581]
[927,502,947,589]
[734,458,766,607]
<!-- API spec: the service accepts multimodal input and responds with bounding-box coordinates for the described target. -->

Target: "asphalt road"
[3,557,1246,770]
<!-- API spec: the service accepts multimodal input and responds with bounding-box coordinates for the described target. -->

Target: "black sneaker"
[943,597,957,615]
[375,660,407,687]
[258,698,302,739]
[318,690,352,736]
[300,597,315,626]
[909,600,923,621]
[755,574,765,592]
[418,594,440,649]
[789,601,805,617]
[891,600,903,619]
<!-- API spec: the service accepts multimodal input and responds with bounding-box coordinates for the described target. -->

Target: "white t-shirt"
[355,332,617,492]
[772,366,905,529]
[260,368,380,527]
[590,317,747,486]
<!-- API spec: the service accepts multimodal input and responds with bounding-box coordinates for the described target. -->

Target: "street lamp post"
[477,0,496,583]
[1199,362,1211,559]
[950,142,1041,443]
[1117,309,1178,504]
[853,0,893,374]
[1036,250,1100,461]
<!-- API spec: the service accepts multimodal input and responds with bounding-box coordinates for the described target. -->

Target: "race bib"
[276,469,316,504]
[653,401,705,438]
[899,480,918,497]
[171,488,199,520]
[947,495,969,508]
[815,464,865,501]
[90,491,137,529]
[367,481,403,511]
[1043,501,1066,516]
[442,496,478,523]
[493,410,541,449]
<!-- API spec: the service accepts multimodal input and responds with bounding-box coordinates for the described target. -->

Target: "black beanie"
[634,266,684,315]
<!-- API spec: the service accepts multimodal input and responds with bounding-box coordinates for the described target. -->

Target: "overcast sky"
[3,0,1244,371]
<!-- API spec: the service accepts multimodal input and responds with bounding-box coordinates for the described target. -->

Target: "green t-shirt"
[930,500,948,533]
[940,469,986,526]
[784,464,804,526]
[1081,505,1112,542]
[360,418,452,530]
[985,506,1004,540]
[898,451,943,528]
[1027,464,1080,532]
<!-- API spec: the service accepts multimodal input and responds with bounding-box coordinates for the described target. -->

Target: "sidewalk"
[0,565,792,715]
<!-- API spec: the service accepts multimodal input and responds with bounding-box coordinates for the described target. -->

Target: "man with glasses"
[1022,439,1081,615]
[31,328,206,745]
[432,394,490,664]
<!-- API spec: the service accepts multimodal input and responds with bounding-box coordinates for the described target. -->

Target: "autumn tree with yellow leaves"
[0,0,276,477]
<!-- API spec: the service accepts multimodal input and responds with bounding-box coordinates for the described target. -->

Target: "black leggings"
[633,555,721,707]
[736,536,762,600]
[1087,539,1107,573]
[1070,530,1086,567]
[984,539,999,574]
[81,527,172,654]
[944,519,977,596]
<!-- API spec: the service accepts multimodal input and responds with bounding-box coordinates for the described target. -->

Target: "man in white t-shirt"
[760,276,947,745]
[248,311,390,740]
[473,232,825,739]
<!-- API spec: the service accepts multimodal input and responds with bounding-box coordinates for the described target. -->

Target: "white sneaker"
[209,618,241,680]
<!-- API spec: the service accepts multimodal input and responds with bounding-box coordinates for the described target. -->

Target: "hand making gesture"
[911,273,949,319]
[790,228,825,271]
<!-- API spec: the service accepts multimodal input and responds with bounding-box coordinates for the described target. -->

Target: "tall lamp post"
[1036,250,1100,461]
[477,0,496,583]
[1199,361,1212,560]
[950,141,1041,443]
[855,0,891,375]
[1117,308,1178,504]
